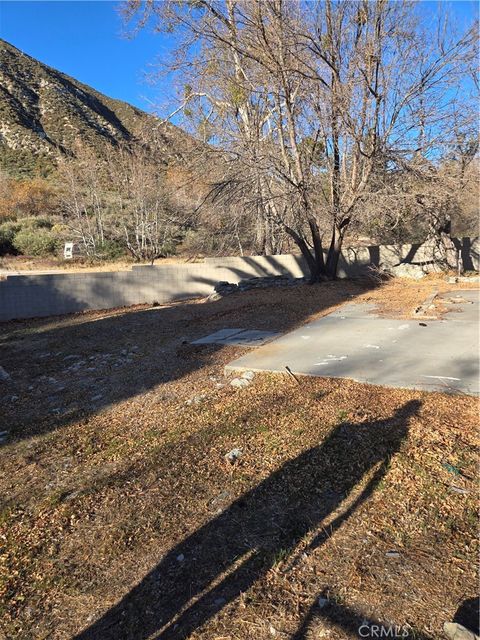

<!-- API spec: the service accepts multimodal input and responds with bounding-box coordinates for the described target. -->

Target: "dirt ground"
[0,254,203,274]
[0,276,478,640]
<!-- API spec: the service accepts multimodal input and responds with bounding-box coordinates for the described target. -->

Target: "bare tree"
[58,137,189,262]
[110,142,187,262]
[57,142,108,256]
[124,0,477,279]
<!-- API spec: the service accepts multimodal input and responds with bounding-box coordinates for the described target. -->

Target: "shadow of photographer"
[75,400,421,640]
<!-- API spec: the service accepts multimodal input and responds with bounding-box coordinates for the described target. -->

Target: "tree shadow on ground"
[0,278,377,442]
[453,597,479,635]
[74,400,420,640]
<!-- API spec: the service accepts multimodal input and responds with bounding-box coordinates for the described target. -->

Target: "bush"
[161,239,177,257]
[97,239,126,261]
[20,217,53,230]
[0,217,59,257]
[12,227,58,257]
[180,228,219,256]
[0,221,21,255]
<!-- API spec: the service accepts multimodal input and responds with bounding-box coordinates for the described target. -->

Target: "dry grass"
[0,277,478,640]
[0,255,203,274]
[356,272,479,318]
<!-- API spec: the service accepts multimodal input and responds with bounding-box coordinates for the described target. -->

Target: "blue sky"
[0,1,477,117]
[0,0,174,112]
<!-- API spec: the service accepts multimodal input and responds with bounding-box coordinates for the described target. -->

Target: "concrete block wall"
[0,238,477,322]
[0,255,310,321]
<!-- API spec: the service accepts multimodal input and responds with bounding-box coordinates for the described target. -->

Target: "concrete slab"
[226,290,480,395]
[192,329,245,344]
[222,330,280,346]
[193,329,279,346]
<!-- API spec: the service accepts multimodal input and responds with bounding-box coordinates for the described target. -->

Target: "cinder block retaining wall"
[0,238,477,322]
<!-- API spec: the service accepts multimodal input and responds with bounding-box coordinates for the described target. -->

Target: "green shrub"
[20,217,53,230]
[50,223,68,235]
[97,239,126,260]
[0,221,22,255]
[12,227,58,256]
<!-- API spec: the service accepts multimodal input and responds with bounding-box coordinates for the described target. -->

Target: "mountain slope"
[0,39,191,175]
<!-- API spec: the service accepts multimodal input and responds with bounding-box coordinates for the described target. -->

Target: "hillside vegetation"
[0,39,191,174]
[0,39,209,263]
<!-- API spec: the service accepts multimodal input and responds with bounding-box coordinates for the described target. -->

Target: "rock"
[186,394,207,405]
[389,263,426,279]
[64,490,82,501]
[385,550,401,558]
[241,370,255,381]
[421,234,459,270]
[449,485,469,494]
[225,448,243,463]
[211,274,304,298]
[214,281,238,296]
[230,377,250,388]
[176,553,185,562]
[443,622,479,640]
[209,490,231,507]
[0,366,11,381]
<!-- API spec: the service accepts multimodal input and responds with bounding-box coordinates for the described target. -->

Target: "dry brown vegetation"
[0,278,478,640]
[0,254,196,274]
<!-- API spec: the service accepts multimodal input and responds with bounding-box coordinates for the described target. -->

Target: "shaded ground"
[0,276,478,640]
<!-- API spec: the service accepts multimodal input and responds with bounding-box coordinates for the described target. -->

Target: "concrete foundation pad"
[192,329,245,344]
[226,290,479,395]
[192,329,279,346]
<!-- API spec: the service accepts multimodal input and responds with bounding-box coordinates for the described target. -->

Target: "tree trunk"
[284,224,326,284]
[325,237,343,279]
[308,218,326,278]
